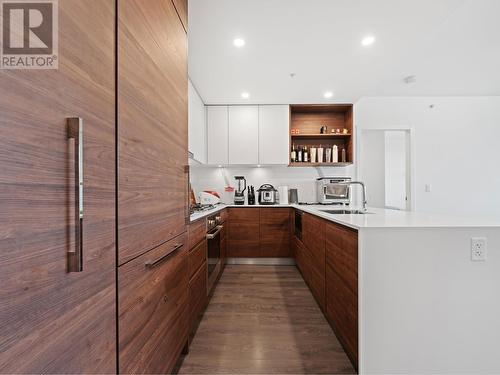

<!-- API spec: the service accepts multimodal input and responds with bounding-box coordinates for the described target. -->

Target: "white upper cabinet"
[258,105,290,165]
[228,106,259,165]
[207,106,229,165]
[188,80,207,163]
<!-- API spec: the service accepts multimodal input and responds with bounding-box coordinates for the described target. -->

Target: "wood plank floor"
[177,265,356,374]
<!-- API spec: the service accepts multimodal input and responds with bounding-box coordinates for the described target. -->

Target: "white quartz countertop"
[293,205,500,229]
[190,203,500,229]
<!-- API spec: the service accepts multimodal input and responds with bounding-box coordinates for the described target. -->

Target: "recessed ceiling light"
[233,38,245,47]
[361,35,375,46]
[324,91,334,99]
[241,92,250,99]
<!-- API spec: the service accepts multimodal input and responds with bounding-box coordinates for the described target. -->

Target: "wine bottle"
[303,146,309,163]
[290,144,296,163]
[297,145,303,162]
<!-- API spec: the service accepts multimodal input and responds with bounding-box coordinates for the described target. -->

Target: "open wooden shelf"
[288,162,353,167]
[291,133,351,138]
[289,104,354,165]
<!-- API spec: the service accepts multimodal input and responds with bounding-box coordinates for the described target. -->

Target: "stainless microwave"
[316,177,351,204]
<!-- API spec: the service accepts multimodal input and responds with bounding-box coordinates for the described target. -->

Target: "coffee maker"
[234,176,247,205]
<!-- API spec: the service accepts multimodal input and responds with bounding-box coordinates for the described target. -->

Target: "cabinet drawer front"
[188,218,206,250]
[189,239,207,280]
[119,233,188,374]
[229,207,260,222]
[189,261,207,331]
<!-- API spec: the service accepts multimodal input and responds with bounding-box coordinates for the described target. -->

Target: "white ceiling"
[188,0,500,104]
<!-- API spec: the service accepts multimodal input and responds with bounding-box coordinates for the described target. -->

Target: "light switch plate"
[471,237,487,261]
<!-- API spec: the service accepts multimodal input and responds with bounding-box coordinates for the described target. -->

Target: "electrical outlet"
[471,237,487,261]
[425,184,432,193]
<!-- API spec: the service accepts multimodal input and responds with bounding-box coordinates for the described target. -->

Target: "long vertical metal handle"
[68,117,83,272]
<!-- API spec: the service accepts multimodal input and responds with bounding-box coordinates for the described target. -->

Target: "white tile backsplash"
[189,165,354,204]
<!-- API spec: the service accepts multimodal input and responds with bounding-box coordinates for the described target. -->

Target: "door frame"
[355,126,416,211]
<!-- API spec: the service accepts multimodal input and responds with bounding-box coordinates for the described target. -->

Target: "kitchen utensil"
[248,186,256,205]
[234,176,247,205]
[257,184,278,205]
[289,189,299,204]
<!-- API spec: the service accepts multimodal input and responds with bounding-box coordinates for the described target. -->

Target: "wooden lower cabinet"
[189,260,208,332]
[260,208,291,257]
[325,222,358,368]
[294,211,358,369]
[302,213,326,309]
[118,233,189,374]
[228,208,291,258]
[227,208,260,257]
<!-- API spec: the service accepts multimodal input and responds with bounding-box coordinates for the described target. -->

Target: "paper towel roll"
[278,186,289,205]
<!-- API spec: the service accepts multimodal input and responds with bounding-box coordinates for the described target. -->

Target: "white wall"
[355,97,500,219]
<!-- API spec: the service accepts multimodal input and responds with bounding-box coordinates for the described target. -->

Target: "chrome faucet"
[339,181,367,211]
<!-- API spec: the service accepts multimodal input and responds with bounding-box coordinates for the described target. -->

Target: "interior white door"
[228,106,259,164]
[207,106,228,165]
[359,129,411,210]
[188,80,206,163]
[258,105,289,164]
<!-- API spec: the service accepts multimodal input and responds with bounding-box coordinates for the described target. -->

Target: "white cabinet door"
[207,106,229,165]
[188,80,207,163]
[258,105,289,164]
[228,106,259,165]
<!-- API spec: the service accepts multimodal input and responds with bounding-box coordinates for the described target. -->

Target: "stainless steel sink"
[320,209,371,215]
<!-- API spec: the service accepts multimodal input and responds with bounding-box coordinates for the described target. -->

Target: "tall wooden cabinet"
[0,1,116,373]
[118,0,188,265]
[117,0,189,373]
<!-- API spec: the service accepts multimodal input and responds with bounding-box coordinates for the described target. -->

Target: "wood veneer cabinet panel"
[189,239,207,280]
[172,0,188,32]
[0,1,116,372]
[189,261,208,332]
[260,208,291,257]
[302,213,326,308]
[325,222,358,368]
[227,208,260,257]
[118,0,188,265]
[119,234,189,374]
[188,218,206,250]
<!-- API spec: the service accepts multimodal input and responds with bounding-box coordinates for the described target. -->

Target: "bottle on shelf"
[341,148,347,163]
[303,146,309,163]
[310,146,317,163]
[297,145,303,162]
[290,144,296,163]
[332,145,338,163]
[317,144,324,163]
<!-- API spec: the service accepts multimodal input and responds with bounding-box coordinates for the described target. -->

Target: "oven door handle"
[206,225,223,239]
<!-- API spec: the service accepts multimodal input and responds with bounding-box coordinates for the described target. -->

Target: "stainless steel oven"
[206,214,222,293]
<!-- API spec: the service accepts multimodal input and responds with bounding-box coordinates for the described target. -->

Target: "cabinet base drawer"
[118,233,189,374]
